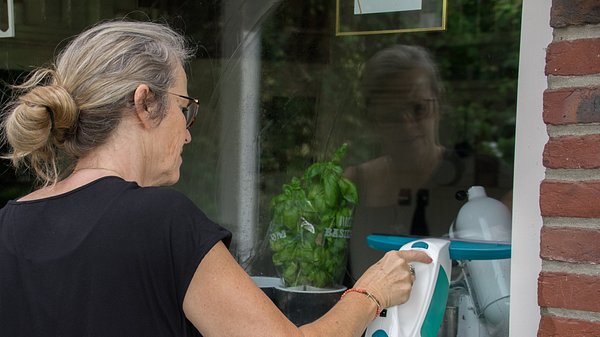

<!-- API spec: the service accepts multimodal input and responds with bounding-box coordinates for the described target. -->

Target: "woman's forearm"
[299,291,378,337]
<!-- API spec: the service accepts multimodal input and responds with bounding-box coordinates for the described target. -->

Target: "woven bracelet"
[341,288,383,320]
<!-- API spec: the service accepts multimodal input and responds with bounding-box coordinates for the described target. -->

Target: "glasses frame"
[370,97,438,124]
[168,92,200,128]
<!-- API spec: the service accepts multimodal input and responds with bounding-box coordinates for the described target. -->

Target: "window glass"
[1,0,521,334]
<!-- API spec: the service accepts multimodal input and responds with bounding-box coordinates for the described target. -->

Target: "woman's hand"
[352,250,432,309]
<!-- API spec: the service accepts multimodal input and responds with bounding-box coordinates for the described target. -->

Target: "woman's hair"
[361,44,443,101]
[1,20,195,186]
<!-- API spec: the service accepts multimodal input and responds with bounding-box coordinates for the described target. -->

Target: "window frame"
[508,0,551,335]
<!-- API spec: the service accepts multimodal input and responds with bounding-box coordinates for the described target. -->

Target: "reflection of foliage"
[260,97,317,174]
[258,96,319,224]
[259,0,521,170]
[400,0,522,166]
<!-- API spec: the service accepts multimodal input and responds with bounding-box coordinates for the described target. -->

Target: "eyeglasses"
[168,92,199,128]
[370,98,438,123]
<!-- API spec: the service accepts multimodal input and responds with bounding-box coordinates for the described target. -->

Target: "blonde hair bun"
[4,82,78,182]
[16,84,78,138]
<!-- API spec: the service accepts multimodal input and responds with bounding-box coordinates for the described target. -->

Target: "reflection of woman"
[346,45,445,279]
[0,21,431,336]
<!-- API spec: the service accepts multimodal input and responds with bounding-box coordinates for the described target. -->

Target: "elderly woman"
[0,21,429,337]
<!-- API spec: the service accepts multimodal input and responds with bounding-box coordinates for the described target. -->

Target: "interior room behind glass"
[0,0,520,292]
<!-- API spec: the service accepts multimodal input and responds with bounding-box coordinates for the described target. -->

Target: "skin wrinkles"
[138,64,191,187]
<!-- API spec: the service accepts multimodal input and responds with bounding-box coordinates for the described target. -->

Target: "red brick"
[539,315,600,337]
[544,87,600,125]
[541,226,600,263]
[543,135,600,169]
[538,272,600,312]
[546,39,600,76]
[550,0,600,28]
[540,181,600,217]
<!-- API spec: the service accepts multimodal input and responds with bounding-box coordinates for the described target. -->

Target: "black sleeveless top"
[0,176,231,337]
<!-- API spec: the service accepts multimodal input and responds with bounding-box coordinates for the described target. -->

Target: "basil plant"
[269,144,358,288]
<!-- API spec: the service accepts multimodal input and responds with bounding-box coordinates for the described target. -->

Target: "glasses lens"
[168,92,199,128]
[372,98,436,124]
[186,101,199,128]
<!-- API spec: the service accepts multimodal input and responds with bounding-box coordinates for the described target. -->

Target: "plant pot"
[251,276,283,304]
[270,212,353,288]
[274,285,347,326]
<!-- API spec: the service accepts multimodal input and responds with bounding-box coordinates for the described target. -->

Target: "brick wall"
[539,1,600,336]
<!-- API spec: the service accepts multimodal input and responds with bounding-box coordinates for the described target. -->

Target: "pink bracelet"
[341,288,383,319]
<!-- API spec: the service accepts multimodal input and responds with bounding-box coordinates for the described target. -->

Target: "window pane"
[1,0,521,334]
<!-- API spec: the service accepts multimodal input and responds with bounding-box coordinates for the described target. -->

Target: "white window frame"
[509,0,551,335]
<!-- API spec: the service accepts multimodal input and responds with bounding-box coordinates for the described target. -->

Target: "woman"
[345,45,448,280]
[0,21,430,337]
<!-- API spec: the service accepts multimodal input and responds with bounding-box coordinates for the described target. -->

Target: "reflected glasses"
[168,92,199,128]
[370,98,438,123]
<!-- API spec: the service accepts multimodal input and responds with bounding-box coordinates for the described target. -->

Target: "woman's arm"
[183,241,431,337]
[183,241,298,336]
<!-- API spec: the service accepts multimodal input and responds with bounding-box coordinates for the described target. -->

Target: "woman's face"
[368,70,439,161]
[144,64,192,186]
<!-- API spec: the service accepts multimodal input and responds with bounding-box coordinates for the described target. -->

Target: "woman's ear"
[133,84,154,129]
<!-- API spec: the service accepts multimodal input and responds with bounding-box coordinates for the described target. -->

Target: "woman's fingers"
[355,249,433,308]
[396,249,433,264]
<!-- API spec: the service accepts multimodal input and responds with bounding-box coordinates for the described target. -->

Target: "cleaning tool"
[365,238,452,337]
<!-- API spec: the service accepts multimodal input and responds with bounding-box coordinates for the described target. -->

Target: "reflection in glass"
[345,45,448,279]
[0,1,521,334]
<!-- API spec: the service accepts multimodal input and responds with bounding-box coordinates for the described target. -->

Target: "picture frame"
[0,0,15,38]
[336,0,447,36]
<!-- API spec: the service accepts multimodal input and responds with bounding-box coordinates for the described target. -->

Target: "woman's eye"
[413,103,426,119]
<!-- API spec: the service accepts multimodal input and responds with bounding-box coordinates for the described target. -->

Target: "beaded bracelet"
[341,288,383,319]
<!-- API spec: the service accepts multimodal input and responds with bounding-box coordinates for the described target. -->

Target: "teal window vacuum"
[365,186,512,337]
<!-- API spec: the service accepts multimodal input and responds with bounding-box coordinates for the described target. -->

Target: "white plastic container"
[451,186,511,336]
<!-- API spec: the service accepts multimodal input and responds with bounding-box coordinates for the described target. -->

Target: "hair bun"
[5,84,77,160]
[19,84,78,141]
[4,84,79,184]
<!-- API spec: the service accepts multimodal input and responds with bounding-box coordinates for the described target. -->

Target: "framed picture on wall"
[336,0,447,36]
